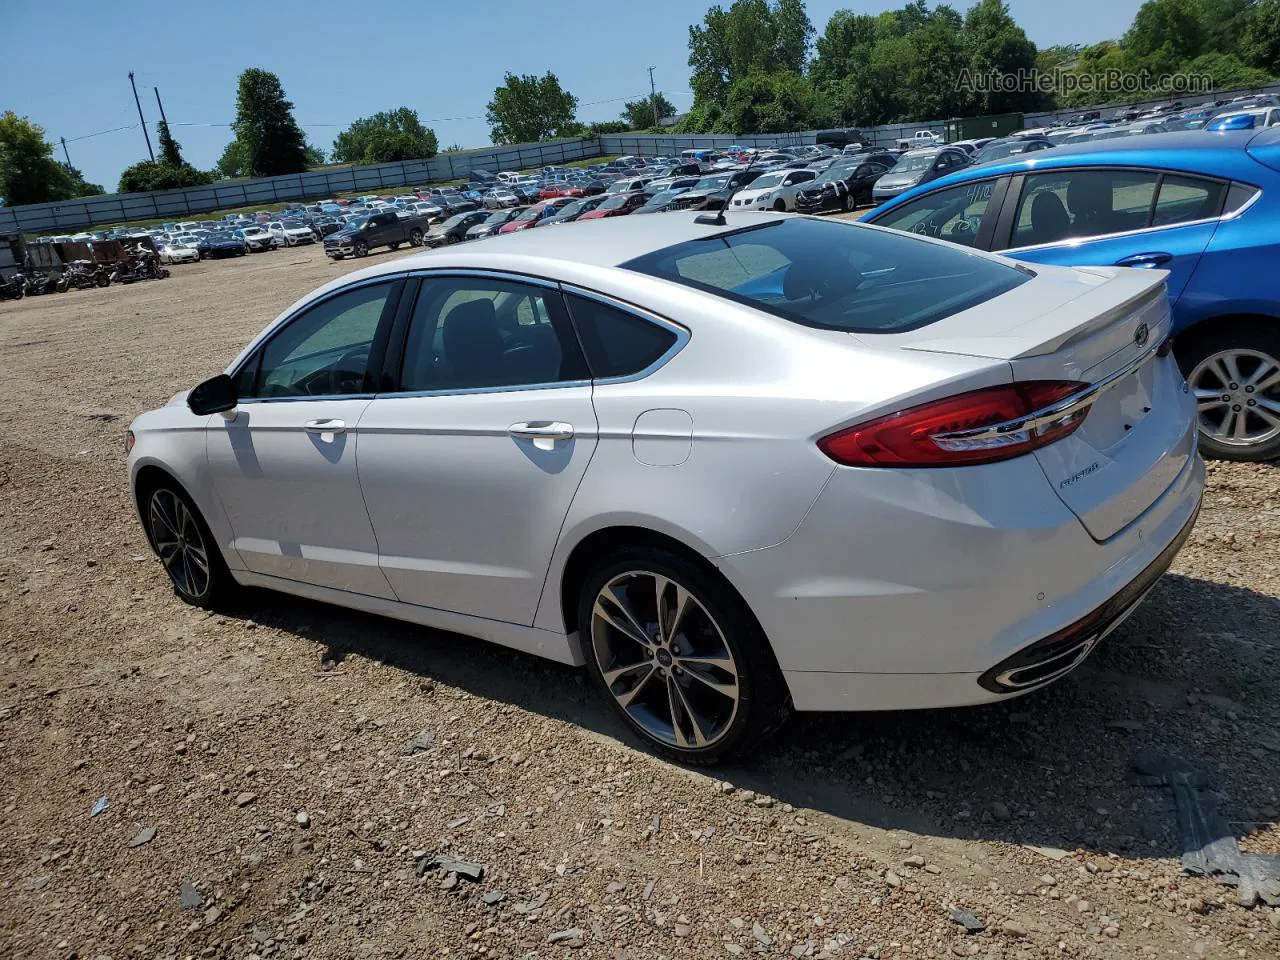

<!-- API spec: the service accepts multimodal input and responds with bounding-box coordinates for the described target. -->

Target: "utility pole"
[60,136,72,168]
[153,86,169,126]
[128,71,154,161]
[647,66,659,129]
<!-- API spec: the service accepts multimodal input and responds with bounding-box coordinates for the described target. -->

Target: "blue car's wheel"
[1180,324,1280,462]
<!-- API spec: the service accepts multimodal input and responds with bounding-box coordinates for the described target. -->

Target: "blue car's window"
[1011,170,1159,248]
[868,180,998,248]
[1152,175,1228,227]
[622,218,1029,334]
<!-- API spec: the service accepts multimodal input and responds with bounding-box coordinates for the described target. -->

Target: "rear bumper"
[720,445,1204,712]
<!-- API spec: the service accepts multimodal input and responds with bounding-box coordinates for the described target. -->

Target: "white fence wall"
[0,138,599,234]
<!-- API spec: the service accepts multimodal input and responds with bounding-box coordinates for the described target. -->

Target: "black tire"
[353,240,369,258]
[578,546,789,765]
[445,233,459,245]
[1176,321,1280,462]
[409,228,424,246]
[95,272,110,287]
[141,481,235,609]
[331,254,345,260]
[841,191,855,213]
[773,199,786,212]
[389,242,401,250]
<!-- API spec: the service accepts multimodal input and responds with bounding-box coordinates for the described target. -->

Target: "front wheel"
[841,191,855,213]
[144,484,234,609]
[773,199,786,212]
[1179,324,1280,462]
[445,234,459,245]
[579,547,788,764]
[353,240,368,258]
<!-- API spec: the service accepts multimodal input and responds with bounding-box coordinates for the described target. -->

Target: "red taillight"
[818,380,1090,468]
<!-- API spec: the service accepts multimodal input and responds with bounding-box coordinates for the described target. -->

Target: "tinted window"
[871,180,998,249]
[245,282,393,399]
[399,278,585,392]
[1011,170,1159,247]
[622,218,1028,334]
[566,295,679,379]
[1224,181,1261,214]
[1151,175,1227,226]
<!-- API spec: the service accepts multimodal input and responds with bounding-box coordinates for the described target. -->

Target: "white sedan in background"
[158,240,200,264]
[126,214,1202,763]
[728,168,820,211]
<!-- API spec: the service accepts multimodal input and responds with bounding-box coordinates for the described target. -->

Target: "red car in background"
[576,191,647,220]
[497,197,577,233]
[539,183,586,200]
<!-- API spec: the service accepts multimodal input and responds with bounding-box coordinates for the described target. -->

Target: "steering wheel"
[308,346,370,396]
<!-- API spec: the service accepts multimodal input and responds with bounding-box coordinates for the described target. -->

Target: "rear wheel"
[409,228,424,246]
[143,483,234,609]
[579,546,788,764]
[1180,323,1280,462]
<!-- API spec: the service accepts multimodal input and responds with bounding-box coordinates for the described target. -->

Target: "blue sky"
[2,0,1145,192]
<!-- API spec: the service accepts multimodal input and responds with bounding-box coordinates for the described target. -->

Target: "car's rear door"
[991,167,1228,304]
[355,272,598,625]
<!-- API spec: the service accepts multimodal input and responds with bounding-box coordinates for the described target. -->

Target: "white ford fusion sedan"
[127,212,1204,763]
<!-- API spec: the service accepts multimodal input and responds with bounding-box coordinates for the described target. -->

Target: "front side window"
[1010,169,1160,248]
[399,278,586,392]
[870,179,999,248]
[622,218,1028,334]
[240,282,394,399]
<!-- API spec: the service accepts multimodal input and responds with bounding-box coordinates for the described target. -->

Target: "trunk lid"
[891,265,1189,541]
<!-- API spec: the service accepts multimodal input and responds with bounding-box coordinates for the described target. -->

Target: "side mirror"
[188,374,237,416]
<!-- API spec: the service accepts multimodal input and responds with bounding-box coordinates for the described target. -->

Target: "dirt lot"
[1,240,1278,960]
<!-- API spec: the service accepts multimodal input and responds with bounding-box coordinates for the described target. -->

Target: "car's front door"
[356,273,598,624]
[993,167,1227,303]
[204,278,401,598]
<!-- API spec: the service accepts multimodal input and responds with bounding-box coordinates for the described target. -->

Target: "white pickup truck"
[895,130,942,150]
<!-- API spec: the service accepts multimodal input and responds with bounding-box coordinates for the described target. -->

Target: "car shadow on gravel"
[226,569,1279,864]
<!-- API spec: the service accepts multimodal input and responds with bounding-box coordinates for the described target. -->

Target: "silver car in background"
[126,214,1203,763]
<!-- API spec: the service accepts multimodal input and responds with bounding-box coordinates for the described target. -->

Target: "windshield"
[820,164,858,184]
[556,200,586,217]
[749,172,788,189]
[693,176,730,191]
[645,189,686,207]
[891,153,937,174]
[483,211,508,225]
[514,206,543,221]
[621,218,1028,334]
[599,194,632,210]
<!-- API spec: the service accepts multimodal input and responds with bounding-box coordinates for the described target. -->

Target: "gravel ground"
[1,240,1278,960]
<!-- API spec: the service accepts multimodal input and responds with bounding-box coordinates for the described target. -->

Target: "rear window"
[622,218,1029,334]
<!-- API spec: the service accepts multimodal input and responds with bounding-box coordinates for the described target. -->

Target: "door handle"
[1115,252,1172,268]
[303,418,346,435]
[509,421,574,445]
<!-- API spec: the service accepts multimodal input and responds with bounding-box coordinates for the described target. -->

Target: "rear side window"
[622,218,1028,334]
[1224,181,1261,215]
[566,295,679,379]
[1011,170,1159,247]
[1151,175,1227,226]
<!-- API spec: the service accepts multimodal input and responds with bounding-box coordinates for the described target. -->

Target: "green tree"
[118,160,213,193]
[304,142,326,166]
[216,138,249,178]
[332,107,438,164]
[229,68,309,177]
[1242,0,1280,74]
[621,93,677,129]
[962,0,1045,113]
[909,7,978,119]
[1123,0,1207,74]
[0,111,101,205]
[157,120,185,167]
[722,70,818,133]
[486,72,579,143]
[1199,0,1252,55]
[688,0,814,109]
[1184,50,1275,89]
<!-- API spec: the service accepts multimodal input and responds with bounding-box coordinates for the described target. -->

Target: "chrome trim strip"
[931,337,1164,445]
[374,379,592,400]
[404,267,561,290]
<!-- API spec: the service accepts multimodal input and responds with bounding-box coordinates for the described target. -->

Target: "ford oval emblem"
[1134,322,1150,347]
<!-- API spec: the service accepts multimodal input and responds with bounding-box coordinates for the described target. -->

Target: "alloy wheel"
[148,490,210,600]
[589,570,740,750]
[1188,348,1280,447]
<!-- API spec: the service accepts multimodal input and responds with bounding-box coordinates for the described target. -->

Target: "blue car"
[863,128,1280,462]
